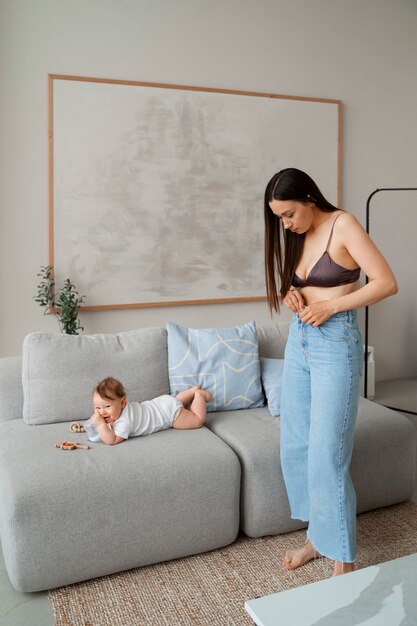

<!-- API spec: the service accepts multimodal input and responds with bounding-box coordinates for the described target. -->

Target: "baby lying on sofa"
[86,377,211,445]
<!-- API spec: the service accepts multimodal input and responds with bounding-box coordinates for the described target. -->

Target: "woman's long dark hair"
[264,168,339,313]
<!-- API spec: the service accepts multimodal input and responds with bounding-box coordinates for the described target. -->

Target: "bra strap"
[325,212,342,251]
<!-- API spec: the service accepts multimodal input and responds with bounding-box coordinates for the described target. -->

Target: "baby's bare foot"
[333,561,355,576]
[188,385,201,393]
[198,389,212,402]
[282,541,321,570]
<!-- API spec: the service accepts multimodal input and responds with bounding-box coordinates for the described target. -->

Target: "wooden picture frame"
[49,75,342,310]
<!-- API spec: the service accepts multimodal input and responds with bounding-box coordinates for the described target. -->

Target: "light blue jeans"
[280,310,363,563]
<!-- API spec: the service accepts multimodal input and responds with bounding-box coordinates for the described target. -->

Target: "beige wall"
[1,0,416,380]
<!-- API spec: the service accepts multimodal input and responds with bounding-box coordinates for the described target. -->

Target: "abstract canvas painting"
[49,76,341,309]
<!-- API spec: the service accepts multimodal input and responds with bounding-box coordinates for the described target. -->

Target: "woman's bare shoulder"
[336,211,366,235]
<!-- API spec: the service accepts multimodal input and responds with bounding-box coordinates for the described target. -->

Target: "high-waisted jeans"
[280,310,363,562]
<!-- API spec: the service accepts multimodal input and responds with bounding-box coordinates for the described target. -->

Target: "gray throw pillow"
[22,328,169,425]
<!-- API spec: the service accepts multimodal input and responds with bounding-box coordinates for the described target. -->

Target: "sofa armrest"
[0,356,23,422]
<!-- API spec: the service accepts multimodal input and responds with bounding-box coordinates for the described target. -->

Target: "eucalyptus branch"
[34,265,55,314]
[34,266,86,335]
[55,279,86,334]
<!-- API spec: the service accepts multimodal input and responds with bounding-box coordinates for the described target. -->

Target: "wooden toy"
[56,441,90,451]
[69,421,85,433]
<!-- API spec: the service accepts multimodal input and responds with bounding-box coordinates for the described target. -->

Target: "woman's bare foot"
[282,541,322,570]
[333,561,355,576]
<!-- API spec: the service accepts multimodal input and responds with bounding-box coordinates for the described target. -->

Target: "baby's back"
[114,395,180,439]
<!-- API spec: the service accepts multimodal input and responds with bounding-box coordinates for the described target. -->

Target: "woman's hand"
[283,288,305,313]
[298,301,336,326]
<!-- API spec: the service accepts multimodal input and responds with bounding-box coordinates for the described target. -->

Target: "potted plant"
[34,265,86,335]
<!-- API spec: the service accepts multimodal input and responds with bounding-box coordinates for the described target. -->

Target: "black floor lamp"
[364,187,417,415]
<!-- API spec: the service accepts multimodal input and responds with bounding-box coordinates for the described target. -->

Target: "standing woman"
[264,168,397,577]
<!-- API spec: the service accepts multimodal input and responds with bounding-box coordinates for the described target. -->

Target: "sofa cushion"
[205,398,417,538]
[205,406,299,537]
[0,419,240,592]
[167,321,264,412]
[260,357,285,416]
[0,356,23,422]
[22,328,169,425]
[256,321,290,359]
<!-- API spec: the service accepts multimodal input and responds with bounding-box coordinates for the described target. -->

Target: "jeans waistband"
[328,310,357,322]
[295,310,357,323]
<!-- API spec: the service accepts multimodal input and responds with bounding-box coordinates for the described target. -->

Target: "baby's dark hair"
[94,377,126,401]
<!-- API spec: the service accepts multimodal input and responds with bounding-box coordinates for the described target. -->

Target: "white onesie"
[112,396,183,440]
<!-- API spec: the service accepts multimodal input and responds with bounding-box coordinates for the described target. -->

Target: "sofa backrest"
[0,356,24,423]
[0,321,290,424]
[22,328,170,425]
[257,322,289,359]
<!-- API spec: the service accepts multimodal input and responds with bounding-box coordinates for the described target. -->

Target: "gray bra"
[292,213,360,288]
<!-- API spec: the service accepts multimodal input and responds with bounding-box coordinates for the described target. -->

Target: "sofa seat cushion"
[350,398,417,510]
[205,406,300,538]
[205,398,416,538]
[0,420,240,592]
[22,328,170,425]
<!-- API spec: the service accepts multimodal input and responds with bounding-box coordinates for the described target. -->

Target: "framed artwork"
[49,75,342,310]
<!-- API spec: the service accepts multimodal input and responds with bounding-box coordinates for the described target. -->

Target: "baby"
[86,377,211,445]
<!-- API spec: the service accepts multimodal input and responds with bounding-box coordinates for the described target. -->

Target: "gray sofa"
[0,321,415,592]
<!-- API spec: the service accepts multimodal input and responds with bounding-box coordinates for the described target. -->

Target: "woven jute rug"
[49,500,417,626]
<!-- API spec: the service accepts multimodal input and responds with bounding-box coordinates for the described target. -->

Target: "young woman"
[264,168,397,576]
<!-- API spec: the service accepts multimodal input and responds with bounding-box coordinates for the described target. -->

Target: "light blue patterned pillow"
[260,357,285,416]
[167,321,264,412]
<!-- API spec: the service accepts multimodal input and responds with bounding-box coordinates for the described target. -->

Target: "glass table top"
[245,553,417,625]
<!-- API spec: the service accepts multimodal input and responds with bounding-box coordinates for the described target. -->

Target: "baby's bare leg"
[190,389,211,419]
[173,389,212,430]
[175,385,201,408]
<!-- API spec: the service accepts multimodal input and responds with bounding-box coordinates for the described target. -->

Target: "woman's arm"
[299,213,398,326]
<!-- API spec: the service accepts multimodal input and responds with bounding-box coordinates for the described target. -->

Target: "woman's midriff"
[298,282,359,306]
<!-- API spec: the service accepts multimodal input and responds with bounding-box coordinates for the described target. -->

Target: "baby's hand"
[91,411,104,427]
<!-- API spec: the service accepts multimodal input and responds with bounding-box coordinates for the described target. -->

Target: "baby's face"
[93,392,126,425]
